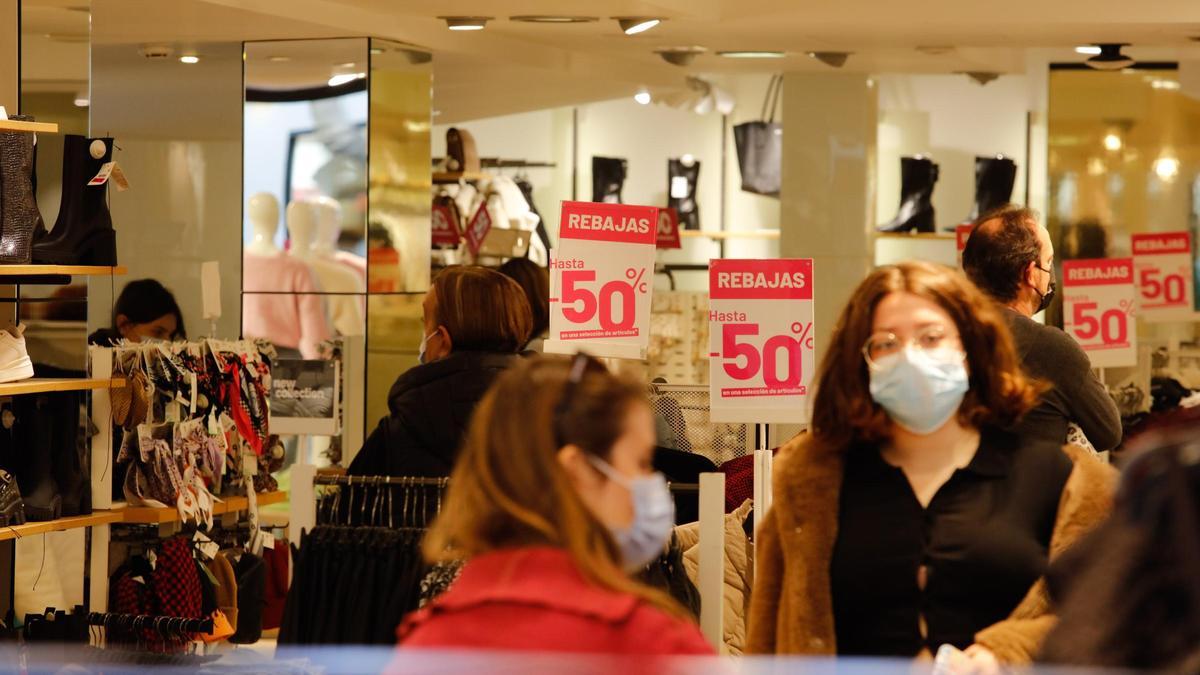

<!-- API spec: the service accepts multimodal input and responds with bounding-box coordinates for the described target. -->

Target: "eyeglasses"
[861,325,962,370]
[553,352,605,447]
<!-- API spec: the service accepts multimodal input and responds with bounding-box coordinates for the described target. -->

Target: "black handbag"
[733,74,783,197]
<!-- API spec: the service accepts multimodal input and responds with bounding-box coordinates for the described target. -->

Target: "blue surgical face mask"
[418,330,437,365]
[587,456,675,571]
[868,346,969,435]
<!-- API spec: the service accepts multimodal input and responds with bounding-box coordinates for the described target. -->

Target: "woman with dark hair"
[498,257,550,352]
[88,279,186,345]
[747,261,1115,667]
[349,265,533,477]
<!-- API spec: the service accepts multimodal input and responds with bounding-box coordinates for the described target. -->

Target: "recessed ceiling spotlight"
[808,51,851,68]
[44,33,89,43]
[654,46,707,66]
[179,55,200,64]
[439,16,491,31]
[634,89,652,105]
[73,91,89,107]
[1085,43,1134,70]
[328,72,366,87]
[1075,45,1102,55]
[615,17,662,35]
[717,50,785,59]
[510,15,598,23]
[959,71,1001,85]
[268,55,292,62]
[336,61,357,68]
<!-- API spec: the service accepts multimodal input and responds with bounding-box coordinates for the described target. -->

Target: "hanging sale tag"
[656,207,682,250]
[1063,258,1137,368]
[1132,232,1194,321]
[432,204,462,247]
[88,161,114,186]
[109,162,130,192]
[545,200,658,360]
[708,259,815,423]
[463,203,493,257]
[955,224,973,268]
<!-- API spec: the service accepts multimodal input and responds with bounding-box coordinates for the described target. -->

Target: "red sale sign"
[1132,231,1194,321]
[955,224,973,268]
[431,205,461,247]
[1062,258,1137,368]
[656,208,681,249]
[708,259,815,423]
[463,203,492,256]
[545,201,658,360]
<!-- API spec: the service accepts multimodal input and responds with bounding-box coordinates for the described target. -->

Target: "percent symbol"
[791,321,815,349]
[1119,299,1135,315]
[625,267,648,293]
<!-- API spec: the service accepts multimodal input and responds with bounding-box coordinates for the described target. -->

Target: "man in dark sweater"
[962,205,1122,451]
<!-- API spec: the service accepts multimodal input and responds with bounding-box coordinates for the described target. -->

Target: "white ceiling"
[19,0,1200,120]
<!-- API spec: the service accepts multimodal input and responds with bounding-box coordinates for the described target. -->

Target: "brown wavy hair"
[430,266,533,352]
[810,261,1043,448]
[423,356,688,619]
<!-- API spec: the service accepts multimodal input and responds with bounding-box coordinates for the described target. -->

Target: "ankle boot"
[962,155,1017,225]
[12,395,62,522]
[52,393,89,517]
[0,115,43,263]
[878,156,938,233]
[668,158,700,230]
[31,135,118,266]
[592,156,628,204]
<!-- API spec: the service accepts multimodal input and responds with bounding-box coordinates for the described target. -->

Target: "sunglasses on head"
[553,352,606,448]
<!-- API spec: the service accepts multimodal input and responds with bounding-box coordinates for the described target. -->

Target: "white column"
[698,472,725,650]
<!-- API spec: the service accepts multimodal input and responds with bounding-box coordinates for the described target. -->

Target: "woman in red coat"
[396,355,712,656]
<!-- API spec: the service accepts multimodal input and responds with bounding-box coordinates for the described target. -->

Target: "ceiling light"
[179,55,200,64]
[510,15,597,23]
[44,33,89,43]
[268,55,291,62]
[1151,79,1181,90]
[440,16,491,31]
[328,72,366,87]
[808,51,851,68]
[336,61,356,68]
[369,47,383,55]
[960,71,1000,85]
[1153,156,1180,182]
[1075,45,1102,55]
[616,17,661,35]
[655,46,706,66]
[717,50,785,59]
[73,92,89,108]
[1103,133,1123,152]
[1085,44,1134,70]
[634,89,652,105]
[1087,157,1106,176]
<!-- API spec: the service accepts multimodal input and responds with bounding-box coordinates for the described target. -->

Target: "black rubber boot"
[0,115,43,263]
[13,395,62,522]
[31,135,118,265]
[52,393,89,517]
[963,155,1017,224]
[592,156,628,204]
[877,156,939,233]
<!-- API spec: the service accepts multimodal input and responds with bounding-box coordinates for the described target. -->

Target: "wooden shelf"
[0,377,125,396]
[874,232,956,241]
[118,490,288,524]
[433,171,491,184]
[680,229,781,240]
[0,119,58,134]
[0,510,122,541]
[0,265,126,278]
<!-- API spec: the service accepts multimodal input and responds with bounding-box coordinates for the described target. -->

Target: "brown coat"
[746,433,1116,664]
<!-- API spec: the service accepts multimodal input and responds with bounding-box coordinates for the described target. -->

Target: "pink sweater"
[242,253,331,358]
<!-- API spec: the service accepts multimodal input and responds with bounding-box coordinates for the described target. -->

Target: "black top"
[830,427,1073,656]
[347,351,521,477]
[1004,310,1122,451]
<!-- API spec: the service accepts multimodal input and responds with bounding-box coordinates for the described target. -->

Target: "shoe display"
[878,155,939,233]
[11,395,63,522]
[52,393,90,517]
[31,135,118,266]
[0,114,43,264]
[0,324,34,384]
[592,156,628,204]
[0,468,26,527]
[961,155,1017,225]
[668,158,700,230]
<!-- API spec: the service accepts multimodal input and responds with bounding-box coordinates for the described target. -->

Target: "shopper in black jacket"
[348,266,533,477]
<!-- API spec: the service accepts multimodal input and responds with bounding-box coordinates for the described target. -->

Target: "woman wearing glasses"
[747,262,1115,669]
[396,355,712,655]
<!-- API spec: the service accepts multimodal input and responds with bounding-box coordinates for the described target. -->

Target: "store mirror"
[243,38,370,294]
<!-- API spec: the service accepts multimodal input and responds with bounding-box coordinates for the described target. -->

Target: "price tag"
[1132,232,1194,321]
[545,201,658,360]
[708,259,815,423]
[463,202,492,256]
[955,224,973,268]
[109,161,130,192]
[656,207,681,249]
[431,204,461,246]
[1063,258,1137,368]
[88,161,114,186]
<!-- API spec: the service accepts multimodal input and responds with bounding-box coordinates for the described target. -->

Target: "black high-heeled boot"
[32,135,118,265]
[964,155,1017,223]
[877,156,939,233]
[0,115,43,263]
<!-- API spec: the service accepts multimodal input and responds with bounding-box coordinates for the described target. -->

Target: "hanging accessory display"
[0,114,43,263]
[0,467,26,526]
[732,74,783,198]
[878,155,939,233]
[31,134,119,265]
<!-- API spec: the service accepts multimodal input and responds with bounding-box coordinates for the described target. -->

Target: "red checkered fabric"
[152,537,204,620]
[719,447,780,513]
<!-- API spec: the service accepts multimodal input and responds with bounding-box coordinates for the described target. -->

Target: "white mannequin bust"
[246,192,281,256]
[313,196,341,257]
[286,200,318,261]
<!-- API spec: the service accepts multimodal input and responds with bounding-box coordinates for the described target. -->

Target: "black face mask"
[1034,265,1055,313]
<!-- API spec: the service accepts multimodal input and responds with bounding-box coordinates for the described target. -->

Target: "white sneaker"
[0,324,35,383]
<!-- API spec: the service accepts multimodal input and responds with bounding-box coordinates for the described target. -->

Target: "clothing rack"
[432,157,557,169]
[87,612,214,634]
[312,474,448,488]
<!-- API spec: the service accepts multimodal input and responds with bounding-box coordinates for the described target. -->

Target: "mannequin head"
[112,279,186,343]
[246,192,281,255]
[285,200,318,260]
[314,196,342,256]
